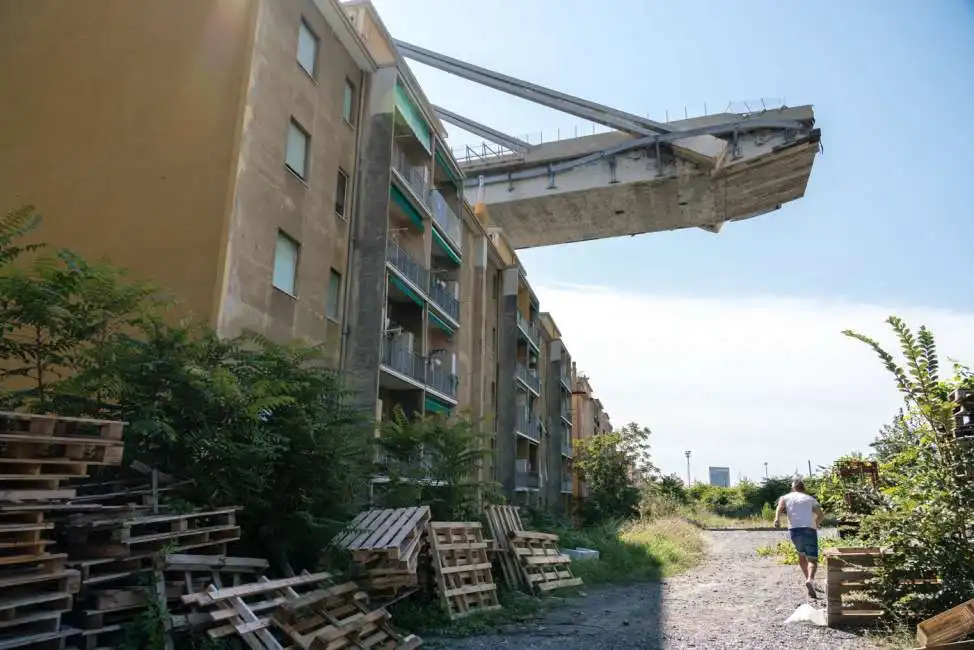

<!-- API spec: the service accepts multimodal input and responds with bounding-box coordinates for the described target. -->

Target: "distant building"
[709,466,731,488]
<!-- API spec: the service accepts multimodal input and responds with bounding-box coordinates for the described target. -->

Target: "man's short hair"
[792,478,805,491]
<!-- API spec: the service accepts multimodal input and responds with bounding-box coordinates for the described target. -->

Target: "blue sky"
[370,0,974,481]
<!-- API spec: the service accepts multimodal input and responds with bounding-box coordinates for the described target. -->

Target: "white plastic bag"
[784,603,827,626]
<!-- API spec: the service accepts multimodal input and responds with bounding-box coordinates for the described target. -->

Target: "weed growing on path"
[755,536,842,565]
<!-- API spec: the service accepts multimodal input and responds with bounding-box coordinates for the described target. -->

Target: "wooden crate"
[427,522,500,620]
[916,598,974,648]
[509,531,582,594]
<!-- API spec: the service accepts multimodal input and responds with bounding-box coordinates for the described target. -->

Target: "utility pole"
[684,450,692,486]
[764,462,768,479]
[807,460,813,477]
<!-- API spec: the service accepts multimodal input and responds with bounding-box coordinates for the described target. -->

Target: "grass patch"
[680,507,774,530]
[755,536,843,565]
[551,517,706,585]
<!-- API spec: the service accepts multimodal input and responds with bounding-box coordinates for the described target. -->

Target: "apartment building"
[572,375,614,502]
[0,0,374,366]
[541,314,576,515]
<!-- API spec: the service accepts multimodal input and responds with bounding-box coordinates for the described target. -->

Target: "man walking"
[774,478,824,598]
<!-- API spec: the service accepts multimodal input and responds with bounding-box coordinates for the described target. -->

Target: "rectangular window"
[326,269,342,320]
[296,20,318,77]
[285,119,309,179]
[273,231,299,295]
[335,169,348,217]
[342,79,356,124]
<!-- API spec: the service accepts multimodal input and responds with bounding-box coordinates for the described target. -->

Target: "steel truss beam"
[433,106,531,154]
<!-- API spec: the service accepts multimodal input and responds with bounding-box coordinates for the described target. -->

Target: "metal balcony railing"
[429,281,460,323]
[515,470,540,489]
[561,434,573,457]
[392,144,429,205]
[515,364,541,395]
[515,409,541,443]
[561,405,573,424]
[381,338,425,382]
[561,479,573,494]
[386,239,429,293]
[426,362,458,399]
[560,369,572,391]
[428,189,463,252]
[516,312,540,349]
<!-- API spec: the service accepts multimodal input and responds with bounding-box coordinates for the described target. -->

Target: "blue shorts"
[789,527,819,559]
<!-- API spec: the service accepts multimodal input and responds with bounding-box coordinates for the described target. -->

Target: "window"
[335,169,348,217]
[326,269,342,320]
[285,120,309,179]
[273,231,299,295]
[342,79,356,124]
[296,20,318,77]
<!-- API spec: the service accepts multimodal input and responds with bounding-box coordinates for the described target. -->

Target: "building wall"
[216,0,368,362]
[0,0,258,325]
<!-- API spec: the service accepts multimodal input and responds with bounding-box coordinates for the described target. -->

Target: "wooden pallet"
[509,531,582,594]
[427,522,500,620]
[484,505,524,589]
[824,547,885,627]
[273,580,422,649]
[916,598,974,647]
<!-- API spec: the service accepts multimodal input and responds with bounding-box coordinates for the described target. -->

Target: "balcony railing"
[560,369,572,391]
[426,362,458,399]
[561,478,573,494]
[561,434,573,457]
[515,410,541,442]
[561,405,573,424]
[392,144,429,205]
[428,189,463,252]
[515,470,540,490]
[429,281,460,323]
[386,239,429,293]
[517,312,540,349]
[515,364,541,395]
[381,338,425,383]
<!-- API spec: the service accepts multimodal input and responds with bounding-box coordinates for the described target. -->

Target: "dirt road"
[428,530,884,650]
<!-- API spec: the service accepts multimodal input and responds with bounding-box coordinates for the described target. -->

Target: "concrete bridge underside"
[459,107,820,249]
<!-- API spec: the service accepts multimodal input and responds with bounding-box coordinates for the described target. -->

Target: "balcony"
[426,362,458,400]
[381,338,425,383]
[560,369,572,391]
[560,405,573,424]
[561,478,573,494]
[429,281,460,323]
[514,364,541,395]
[515,470,540,490]
[392,144,429,207]
[515,410,541,443]
[516,312,540,350]
[428,189,463,252]
[386,239,429,293]
[561,433,573,457]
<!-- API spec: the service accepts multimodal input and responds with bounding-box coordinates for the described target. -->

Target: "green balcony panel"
[390,184,424,232]
[395,83,431,153]
[431,228,461,266]
[425,396,452,415]
[428,311,455,336]
[436,148,463,188]
[390,275,423,307]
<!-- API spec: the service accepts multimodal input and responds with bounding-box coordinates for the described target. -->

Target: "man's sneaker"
[805,580,818,599]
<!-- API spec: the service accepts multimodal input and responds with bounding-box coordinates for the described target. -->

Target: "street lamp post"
[684,450,692,486]
[764,461,769,479]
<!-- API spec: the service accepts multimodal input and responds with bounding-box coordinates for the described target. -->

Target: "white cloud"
[535,283,974,484]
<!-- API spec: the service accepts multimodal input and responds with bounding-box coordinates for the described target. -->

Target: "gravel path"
[427,530,885,650]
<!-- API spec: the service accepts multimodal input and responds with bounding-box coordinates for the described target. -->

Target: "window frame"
[285,119,310,180]
[342,78,356,125]
[272,230,300,296]
[296,19,319,78]
[335,168,349,219]
[326,269,343,321]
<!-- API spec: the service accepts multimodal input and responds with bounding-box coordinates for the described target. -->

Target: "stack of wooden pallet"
[332,507,431,598]
[0,410,125,650]
[182,571,422,649]
[427,522,500,620]
[484,505,582,595]
[824,547,885,627]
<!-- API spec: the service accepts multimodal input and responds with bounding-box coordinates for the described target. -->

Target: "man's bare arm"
[813,504,824,529]
[774,497,785,527]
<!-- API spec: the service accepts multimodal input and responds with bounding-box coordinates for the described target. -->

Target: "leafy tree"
[374,407,495,521]
[575,422,653,524]
[844,316,974,621]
